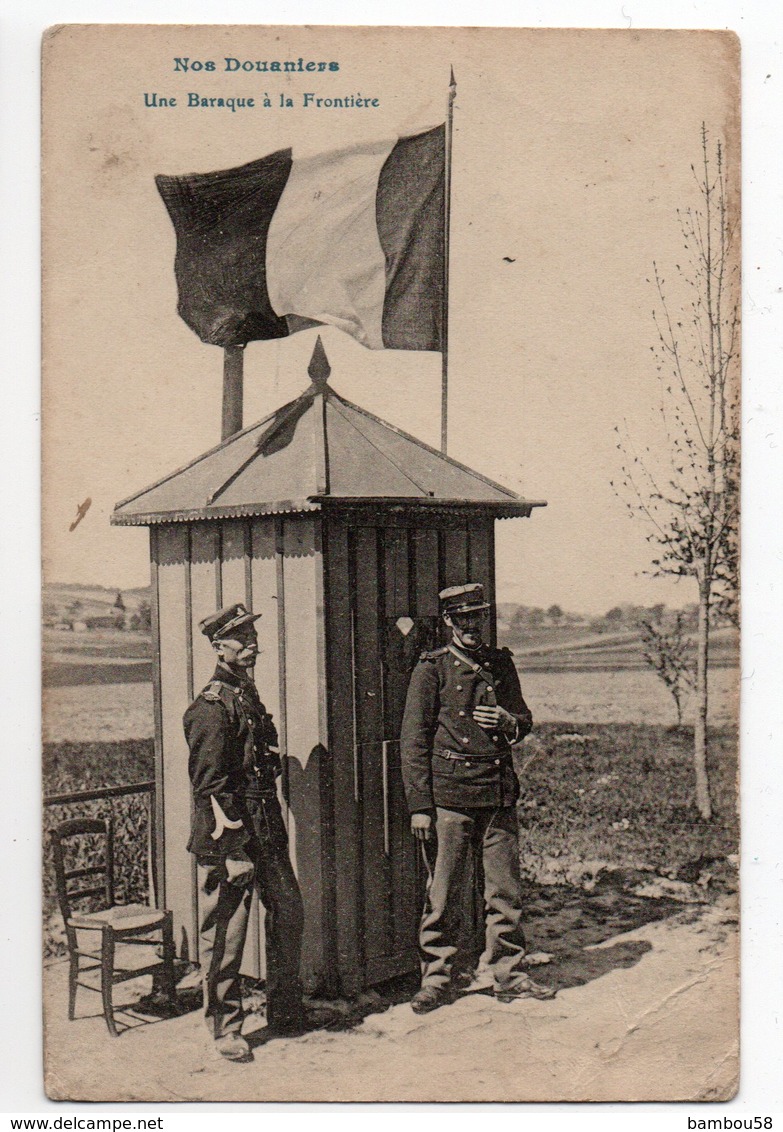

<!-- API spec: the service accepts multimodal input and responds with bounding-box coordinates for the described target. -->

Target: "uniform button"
[465,762,472,768]
[461,737,469,745]
[456,684,462,691]
[459,710,466,717]
[492,735,498,743]
[494,759,500,765]
[454,660,460,666]
[487,685,493,692]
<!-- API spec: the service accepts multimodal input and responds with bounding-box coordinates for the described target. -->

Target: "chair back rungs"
[63,865,105,881]
[66,887,107,904]
[51,816,115,919]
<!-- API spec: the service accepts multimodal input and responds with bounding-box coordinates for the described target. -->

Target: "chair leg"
[161,914,176,1004]
[100,931,119,1037]
[67,949,79,1021]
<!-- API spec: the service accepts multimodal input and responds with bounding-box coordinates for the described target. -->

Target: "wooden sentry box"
[113,366,543,995]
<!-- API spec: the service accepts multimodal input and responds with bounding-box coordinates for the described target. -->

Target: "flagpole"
[441,66,456,455]
[222,345,245,440]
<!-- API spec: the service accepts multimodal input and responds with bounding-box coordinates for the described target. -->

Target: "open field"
[43,628,152,687]
[506,625,738,671]
[521,666,738,728]
[41,615,740,685]
[43,683,155,743]
[42,664,739,745]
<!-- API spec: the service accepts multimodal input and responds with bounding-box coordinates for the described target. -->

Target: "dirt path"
[43,895,738,1104]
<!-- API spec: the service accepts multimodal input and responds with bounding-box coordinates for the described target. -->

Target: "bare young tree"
[638,612,695,729]
[614,125,740,820]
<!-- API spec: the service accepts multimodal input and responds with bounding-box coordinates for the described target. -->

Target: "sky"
[42,25,739,615]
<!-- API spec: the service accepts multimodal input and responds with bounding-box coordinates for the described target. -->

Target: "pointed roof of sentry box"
[112,337,546,526]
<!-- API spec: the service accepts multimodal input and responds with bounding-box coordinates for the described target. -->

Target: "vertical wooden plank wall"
[323,518,363,994]
[381,526,418,963]
[467,516,496,641]
[189,525,220,706]
[383,525,409,728]
[220,522,247,609]
[156,509,499,991]
[250,519,280,726]
[281,516,327,991]
[247,517,280,982]
[312,518,337,994]
[467,518,494,599]
[148,530,165,910]
[353,527,391,979]
[414,527,441,617]
[154,525,194,960]
[442,525,469,591]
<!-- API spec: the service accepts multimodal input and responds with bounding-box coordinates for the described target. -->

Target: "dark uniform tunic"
[401,643,533,812]
[400,643,535,994]
[184,666,280,857]
[183,664,304,1037]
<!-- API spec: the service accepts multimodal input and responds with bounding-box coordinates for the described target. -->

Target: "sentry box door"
[323,511,495,992]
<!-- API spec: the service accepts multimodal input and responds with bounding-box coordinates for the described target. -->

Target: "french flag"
[155,125,444,353]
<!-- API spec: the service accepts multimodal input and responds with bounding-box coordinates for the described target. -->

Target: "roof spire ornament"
[308,335,331,388]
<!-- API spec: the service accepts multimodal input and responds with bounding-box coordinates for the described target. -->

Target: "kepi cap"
[439,583,490,616]
[199,602,261,642]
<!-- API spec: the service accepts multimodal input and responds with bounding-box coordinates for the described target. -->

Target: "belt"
[435,747,511,764]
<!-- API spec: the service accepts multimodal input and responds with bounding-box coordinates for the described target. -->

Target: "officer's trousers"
[197,796,304,1039]
[419,805,528,992]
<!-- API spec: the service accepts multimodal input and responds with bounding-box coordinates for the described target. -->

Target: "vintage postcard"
[42,24,740,1103]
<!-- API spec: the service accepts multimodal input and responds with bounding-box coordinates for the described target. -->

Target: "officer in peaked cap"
[183,602,305,1062]
[400,583,556,1014]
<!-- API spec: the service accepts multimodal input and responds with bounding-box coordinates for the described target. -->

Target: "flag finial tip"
[308,335,331,387]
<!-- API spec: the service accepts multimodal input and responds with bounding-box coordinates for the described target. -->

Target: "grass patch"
[42,725,738,958]
[44,738,154,794]
[514,722,738,882]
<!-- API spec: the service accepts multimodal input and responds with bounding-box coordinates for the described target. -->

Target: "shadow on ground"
[71,875,694,1038]
[523,871,686,955]
[248,876,691,1031]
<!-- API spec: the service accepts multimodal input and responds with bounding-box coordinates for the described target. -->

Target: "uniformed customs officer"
[400,583,556,1013]
[183,603,305,1062]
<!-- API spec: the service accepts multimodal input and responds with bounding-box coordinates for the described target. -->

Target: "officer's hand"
[473,705,517,736]
[225,852,255,888]
[411,812,434,842]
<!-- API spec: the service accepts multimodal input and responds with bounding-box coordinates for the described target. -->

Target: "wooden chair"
[50,816,176,1037]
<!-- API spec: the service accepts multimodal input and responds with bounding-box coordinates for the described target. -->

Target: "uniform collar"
[451,639,488,659]
[214,662,255,692]
[448,641,491,668]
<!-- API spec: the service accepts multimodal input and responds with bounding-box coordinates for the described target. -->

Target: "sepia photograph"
[38,22,743,1104]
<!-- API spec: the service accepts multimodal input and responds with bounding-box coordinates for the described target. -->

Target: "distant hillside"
[45,582,150,603]
[43,582,151,629]
[498,605,738,672]
[42,586,738,674]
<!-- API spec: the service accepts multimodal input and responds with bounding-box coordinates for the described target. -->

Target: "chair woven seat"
[51,816,176,1036]
[69,904,168,930]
